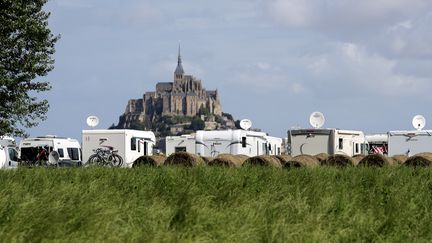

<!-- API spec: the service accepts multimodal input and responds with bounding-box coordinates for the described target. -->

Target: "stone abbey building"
[116,46,223,128]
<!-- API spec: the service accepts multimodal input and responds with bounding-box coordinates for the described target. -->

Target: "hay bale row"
[132,152,432,168]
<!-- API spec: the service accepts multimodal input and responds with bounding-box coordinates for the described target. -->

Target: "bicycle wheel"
[108,154,123,167]
[87,154,104,166]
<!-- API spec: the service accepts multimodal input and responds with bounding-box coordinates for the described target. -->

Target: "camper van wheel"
[87,154,104,166]
[108,154,123,167]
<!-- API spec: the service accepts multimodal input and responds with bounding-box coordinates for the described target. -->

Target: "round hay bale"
[272,155,292,167]
[404,153,432,167]
[322,154,355,167]
[352,155,366,165]
[208,154,248,167]
[314,153,329,163]
[132,155,166,167]
[286,155,319,168]
[358,154,395,167]
[391,155,408,165]
[243,155,282,168]
[165,152,205,166]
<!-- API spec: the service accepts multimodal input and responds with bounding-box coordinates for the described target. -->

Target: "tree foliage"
[190,116,205,131]
[0,0,59,137]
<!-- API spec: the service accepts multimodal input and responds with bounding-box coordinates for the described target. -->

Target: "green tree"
[190,116,205,131]
[0,0,59,137]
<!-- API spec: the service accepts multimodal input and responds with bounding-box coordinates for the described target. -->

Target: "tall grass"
[0,167,432,242]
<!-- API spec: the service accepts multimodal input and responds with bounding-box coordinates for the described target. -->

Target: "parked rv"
[365,134,388,155]
[287,129,368,157]
[165,134,196,156]
[387,130,432,156]
[0,136,19,169]
[195,129,270,157]
[82,129,156,167]
[18,136,82,166]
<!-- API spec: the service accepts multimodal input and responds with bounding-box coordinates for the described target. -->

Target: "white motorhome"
[165,134,196,156]
[387,130,432,156]
[82,129,156,167]
[287,129,368,157]
[0,136,19,169]
[195,129,269,157]
[19,136,82,165]
[265,136,283,156]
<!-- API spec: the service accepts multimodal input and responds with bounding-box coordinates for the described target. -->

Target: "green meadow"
[0,167,431,242]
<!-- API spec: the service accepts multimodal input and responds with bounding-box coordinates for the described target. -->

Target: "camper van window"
[338,138,343,149]
[242,137,247,148]
[355,143,359,153]
[175,147,187,152]
[58,148,64,158]
[67,148,79,160]
[268,144,272,151]
[8,148,18,161]
[131,138,137,151]
[138,140,141,153]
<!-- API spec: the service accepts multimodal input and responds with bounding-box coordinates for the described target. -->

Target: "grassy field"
[0,166,432,242]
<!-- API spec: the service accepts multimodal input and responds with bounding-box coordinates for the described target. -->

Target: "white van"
[0,136,19,169]
[287,128,368,157]
[82,129,156,167]
[18,136,82,165]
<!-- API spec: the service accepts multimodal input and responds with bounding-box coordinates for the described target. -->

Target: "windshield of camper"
[20,146,53,162]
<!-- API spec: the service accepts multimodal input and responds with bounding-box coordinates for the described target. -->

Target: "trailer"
[18,136,82,166]
[287,129,367,157]
[195,129,269,157]
[387,130,432,156]
[0,136,19,169]
[165,134,196,156]
[82,129,156,167]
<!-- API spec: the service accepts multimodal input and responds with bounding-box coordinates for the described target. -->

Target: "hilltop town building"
[117,46,222,128]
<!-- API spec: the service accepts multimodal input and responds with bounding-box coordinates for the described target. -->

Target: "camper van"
[82,129,156,167]
[287,129,367,157]
[265,136,283,156]
[365,134,388,155]
[18,136,81,165]
[0,137,19,169]
[165,134,196,156]
[387,130,432,156]
[195,129,269,157]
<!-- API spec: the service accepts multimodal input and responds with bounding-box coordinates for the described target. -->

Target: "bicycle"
[87,146,123,167]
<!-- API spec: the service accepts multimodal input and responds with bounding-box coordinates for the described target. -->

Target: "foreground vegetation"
[0,167,432,242]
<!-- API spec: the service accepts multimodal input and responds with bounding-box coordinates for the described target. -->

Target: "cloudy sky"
[29,0,432,139]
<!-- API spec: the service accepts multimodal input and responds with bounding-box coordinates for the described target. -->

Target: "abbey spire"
[174,43,184,81]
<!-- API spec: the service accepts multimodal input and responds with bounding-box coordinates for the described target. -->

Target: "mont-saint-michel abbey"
[115,46,235,135]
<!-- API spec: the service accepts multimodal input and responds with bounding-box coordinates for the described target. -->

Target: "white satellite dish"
[309,112,325,129]
[86,115,99,128]
[48,151,60,165]
[412,115,426,131]
[239,119,252,130]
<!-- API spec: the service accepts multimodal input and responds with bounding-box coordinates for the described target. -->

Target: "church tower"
[174,44,184,81]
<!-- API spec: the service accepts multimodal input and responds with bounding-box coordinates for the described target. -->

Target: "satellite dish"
[412,115,426,131]
[239,119,253,130]
[86,115,99,128]
[309,112,325,129]
[48,151,60,165]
